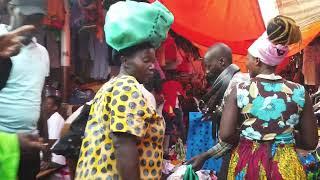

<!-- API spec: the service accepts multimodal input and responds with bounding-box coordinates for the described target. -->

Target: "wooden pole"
[61,0,71,102]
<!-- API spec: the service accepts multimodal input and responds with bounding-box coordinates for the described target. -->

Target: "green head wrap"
[104,0,174,51]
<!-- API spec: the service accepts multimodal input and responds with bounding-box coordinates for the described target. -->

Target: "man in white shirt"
[0,0,49,179]
[42,96,66,169]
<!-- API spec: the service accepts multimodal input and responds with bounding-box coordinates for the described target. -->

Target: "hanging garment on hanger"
[89,32,110,80]
[303,41,320,85]
[43,0,65,29]
[186,112,222,172]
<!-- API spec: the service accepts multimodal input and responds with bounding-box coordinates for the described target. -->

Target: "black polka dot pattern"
[101,167,107,173]
[75,76,165,179]
[117,105,126,112]
[129,102,137,109]
[122,86,131,91]
[116,123,124,130]
[120,95,128,101]
[132,91,139,99]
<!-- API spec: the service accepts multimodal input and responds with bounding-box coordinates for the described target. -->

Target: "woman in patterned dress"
[75,1,173,179]
[219,16,319,179]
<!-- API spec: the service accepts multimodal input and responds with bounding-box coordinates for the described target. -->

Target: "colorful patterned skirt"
[227,138,306,180]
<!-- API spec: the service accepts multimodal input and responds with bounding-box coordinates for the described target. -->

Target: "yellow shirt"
[75,75,165,180]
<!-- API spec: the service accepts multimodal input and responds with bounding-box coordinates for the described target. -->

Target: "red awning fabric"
[157,0,266,55]
[151,0,319,72]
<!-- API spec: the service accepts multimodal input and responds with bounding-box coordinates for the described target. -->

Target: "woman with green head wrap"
[75,1,173,179]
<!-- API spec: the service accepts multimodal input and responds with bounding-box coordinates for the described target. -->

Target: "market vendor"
[75,1,173,179]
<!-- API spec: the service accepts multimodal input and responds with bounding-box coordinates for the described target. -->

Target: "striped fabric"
[207,141,233,159]
[276,0,320,28]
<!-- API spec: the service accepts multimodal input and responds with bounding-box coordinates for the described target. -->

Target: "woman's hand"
[18,133,46,151]
[185,152,209,171]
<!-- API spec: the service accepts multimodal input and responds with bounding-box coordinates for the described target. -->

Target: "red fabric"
[234,138,282,179]
[164,36,178,62]
[154,0,265,55]
[149,0,319,72]
[161,80,184,114]
[43,0,65,29]
[176,49,193,73]
[78,0,105,41]
[276,57,290,73]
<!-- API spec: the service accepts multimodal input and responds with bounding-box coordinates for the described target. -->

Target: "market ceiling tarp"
[155,0,320,56]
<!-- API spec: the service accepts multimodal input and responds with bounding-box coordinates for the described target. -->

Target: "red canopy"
[158,0,266,55]
[153,0,320,72]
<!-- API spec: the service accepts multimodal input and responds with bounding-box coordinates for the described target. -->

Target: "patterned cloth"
[303,41,320,85]
[207,141,233,159]
[298,150,320,179]
[228,74,307,179]
[75,75,165,179]
[228,138,306,180]
[186,112,222,172]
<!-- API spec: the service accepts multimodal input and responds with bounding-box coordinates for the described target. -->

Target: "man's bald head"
[205,43,232,65]
[203,43,233,84]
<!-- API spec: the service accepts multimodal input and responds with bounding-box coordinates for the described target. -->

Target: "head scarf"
[248,15,301,66]
[248,32,289,66]
[104,1,174,51]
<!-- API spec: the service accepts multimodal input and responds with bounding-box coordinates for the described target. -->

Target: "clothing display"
[89,32,110,80]
[70,0,109,80]
[167,165,216,180]
[183,165,199,180]
[43,0,65,29]
[228,75,307,179]
[45,30,61,68]
[298,149,320,179]
[162,80,184,115]
[187,112,222,172]
[0,25,50,133]
[78,0,104,41]
[75,76,165,179]
[303,41,320,85]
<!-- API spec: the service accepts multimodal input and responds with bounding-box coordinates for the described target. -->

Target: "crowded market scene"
[0,0,319,179]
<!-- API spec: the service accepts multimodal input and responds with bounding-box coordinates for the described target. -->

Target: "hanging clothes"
[162,80,185,115]
[158,35,183,70]
[89,32,110,80]
[303,39,320,86]
[186,112,222,172]
[43,0,65,29]
[45,30,61,68]
[156,43,166,66]
[78,0,105,41]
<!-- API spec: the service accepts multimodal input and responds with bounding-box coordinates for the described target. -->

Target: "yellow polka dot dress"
[75,75,165,180]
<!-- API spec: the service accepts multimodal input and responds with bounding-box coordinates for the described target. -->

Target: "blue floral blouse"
[236,76,305,144]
